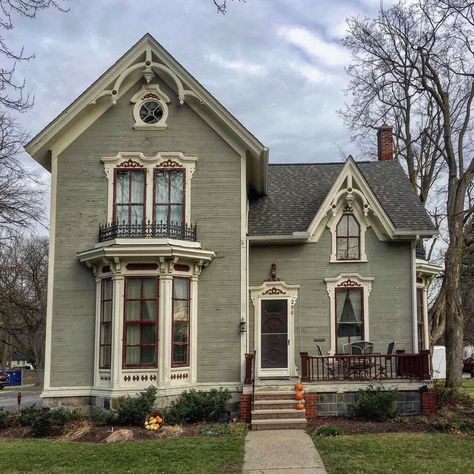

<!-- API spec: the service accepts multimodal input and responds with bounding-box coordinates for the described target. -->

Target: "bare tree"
[0,0,67,236]
[342,0,474,389]
[0,233,48,368]
[212,0,243,14]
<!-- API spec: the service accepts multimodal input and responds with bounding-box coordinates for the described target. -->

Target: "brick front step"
[253,399,301,410]
[251,408,306,420]
[251,418,308,431]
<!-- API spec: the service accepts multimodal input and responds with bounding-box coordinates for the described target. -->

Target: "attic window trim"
[328,202,368,263]
[130,84,170,131]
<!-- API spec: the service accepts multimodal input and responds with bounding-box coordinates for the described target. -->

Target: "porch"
[244,350,431,384]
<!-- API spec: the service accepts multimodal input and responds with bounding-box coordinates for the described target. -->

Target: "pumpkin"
[295,392,304,401]
[296,402,305,410]
[295,383,304,392]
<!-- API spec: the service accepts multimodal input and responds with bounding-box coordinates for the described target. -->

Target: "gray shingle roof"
[248,159,436,236]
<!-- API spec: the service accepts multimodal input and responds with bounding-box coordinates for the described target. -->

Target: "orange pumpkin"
[296,402,305,410]
[295,383,304,392]
[295,392,304,400]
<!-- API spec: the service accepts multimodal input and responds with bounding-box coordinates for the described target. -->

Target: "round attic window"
[139,101,164,124]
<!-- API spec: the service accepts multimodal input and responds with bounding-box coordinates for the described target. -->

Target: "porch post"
[420,350,431,380]
[300,352,309,382]
[244,353,253,385]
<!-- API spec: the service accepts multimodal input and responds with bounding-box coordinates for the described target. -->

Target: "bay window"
[154,169,185,227]
[172,277,190,367]
[336,288,363,353]
[114,169,146,225]
[123,277,159,368]
[99,279,113,369]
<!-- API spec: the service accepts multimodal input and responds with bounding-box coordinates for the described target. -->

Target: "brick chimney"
[377,124,393,161]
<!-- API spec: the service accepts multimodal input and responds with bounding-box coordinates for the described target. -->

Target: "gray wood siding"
[249,228,413,368]
[51,79,242,387]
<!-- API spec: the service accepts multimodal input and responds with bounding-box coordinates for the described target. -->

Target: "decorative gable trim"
[307,157,396,242]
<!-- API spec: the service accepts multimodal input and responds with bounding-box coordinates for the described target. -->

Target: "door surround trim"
[250,281,299,378]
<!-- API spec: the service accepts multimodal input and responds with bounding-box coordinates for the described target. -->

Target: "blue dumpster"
[6,370,21,386]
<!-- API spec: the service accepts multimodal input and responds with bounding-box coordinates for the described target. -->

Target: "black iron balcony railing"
[98,221,197,242]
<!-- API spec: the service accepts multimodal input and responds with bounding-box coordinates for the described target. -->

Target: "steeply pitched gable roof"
[249,159,436,236]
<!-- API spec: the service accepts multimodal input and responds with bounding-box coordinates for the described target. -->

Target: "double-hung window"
[114,169,146,225]
[336,213,360,260]
[99,279,113,369]
[154,169,185,227]
[172,278,190,367]
[335,288,363,353]
[123,277,159,368]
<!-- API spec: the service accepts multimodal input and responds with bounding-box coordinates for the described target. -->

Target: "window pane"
[347,238,359,259]
[100,323,111,344]
[142,301,157,321]
[116,205,129,225]
[142,346,155,364]
[337,238,347,259]
[170,205,183,226]
[337,215,348,236]
[155,205,168,224]
[126,324,140,344]
[127,279,141,299]
[172,345,188,365]
[155,171,169,204]
[174,279,189,299]
[173,322,189,343]
[103,279,113,300]
[336,290,362,323]
[100,346,111,368]
[142,325,156,344]
[116,172,129,204]
[143,279,157,299]
[130,172,144,203]
[130,205,143,225]
[174,300,189,321]
[126,301,141,320]
[102,301,112,322]
[170,171,184,204]
[126,347,140,365]
[347,215,359,236]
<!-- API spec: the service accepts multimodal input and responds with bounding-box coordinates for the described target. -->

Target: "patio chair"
[377,342,396,378]
[315,344,337,379]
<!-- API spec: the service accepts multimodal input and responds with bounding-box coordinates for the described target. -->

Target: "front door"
[259,299,289,377]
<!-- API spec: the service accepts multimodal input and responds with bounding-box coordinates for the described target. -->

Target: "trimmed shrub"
[348,385,398,421]
[313,424,342,437]
[114,386,158,426]
[31,409,53,438]
[91,408,116,425]
[164,389,231,425]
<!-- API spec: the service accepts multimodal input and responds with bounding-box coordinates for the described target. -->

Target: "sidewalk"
[243,429,327,473]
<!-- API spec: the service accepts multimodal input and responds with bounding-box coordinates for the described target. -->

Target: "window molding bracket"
[324,273,374,355]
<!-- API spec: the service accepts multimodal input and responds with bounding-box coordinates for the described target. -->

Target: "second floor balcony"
[98,221,197,243]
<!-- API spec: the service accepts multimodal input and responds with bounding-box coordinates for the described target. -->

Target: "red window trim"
[335,287,364,353]
[336,213,361,260]
[171,277,191,368]
[99,278,113,369]
[113,168,147,225]
[153,168,186,226]
[122,276,159,369]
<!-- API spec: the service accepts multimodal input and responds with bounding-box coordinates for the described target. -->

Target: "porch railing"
[300,350,430,382]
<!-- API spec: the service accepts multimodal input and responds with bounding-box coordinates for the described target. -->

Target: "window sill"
[329,258,368,263]
[133,124,167,131]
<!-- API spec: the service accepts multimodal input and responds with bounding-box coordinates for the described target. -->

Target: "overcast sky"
[6,0,395,227]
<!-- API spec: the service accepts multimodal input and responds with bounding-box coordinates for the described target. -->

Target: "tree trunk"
[444,183,465,389]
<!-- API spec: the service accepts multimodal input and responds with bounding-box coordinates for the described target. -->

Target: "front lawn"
[463,378,474,399]
[314,432,474,474]
[0,434,245,473]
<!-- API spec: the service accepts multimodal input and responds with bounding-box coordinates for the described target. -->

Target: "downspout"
[411,240,419,353]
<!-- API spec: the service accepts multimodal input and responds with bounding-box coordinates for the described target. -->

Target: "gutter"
[248,231,310,243]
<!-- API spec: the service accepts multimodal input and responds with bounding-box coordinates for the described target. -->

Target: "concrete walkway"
[243,429,327,473]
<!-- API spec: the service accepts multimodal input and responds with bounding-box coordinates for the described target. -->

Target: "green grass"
[463,378,474,399]
[0,434,245,473]
[314,433,474,474]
